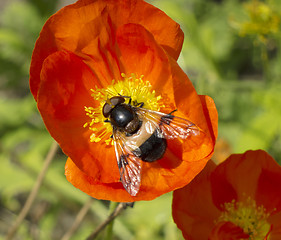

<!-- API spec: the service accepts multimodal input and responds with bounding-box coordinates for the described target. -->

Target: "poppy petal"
[211,150,281,211]
[254,150,281,213]
[209,221,249,240]
[172,150,281,240]
[268,212,281,240]
[65,157,137,202]
[37,50,120,182]
[30,0,183,100]
[210,151,264,210]
[172,161,220,239]
[116,23,174,97]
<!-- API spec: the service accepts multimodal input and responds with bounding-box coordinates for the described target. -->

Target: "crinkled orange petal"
[37,51,119,183]
[30,0,183,100]
[209,221,249,240]
[172,161,220,240]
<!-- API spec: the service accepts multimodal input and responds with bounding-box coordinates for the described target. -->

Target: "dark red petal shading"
[254,151,281,213]
[210,169,238,211]
[172,161,221,240]
[209,222,249,240]
[210,150,269,210]
[268,212,281,240]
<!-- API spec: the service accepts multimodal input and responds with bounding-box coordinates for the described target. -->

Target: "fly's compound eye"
[102,96,126,118]
[110,96,125,106]
[102,103,112,118]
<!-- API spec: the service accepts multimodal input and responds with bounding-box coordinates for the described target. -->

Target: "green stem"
[86,202,127,240]
[105,202,118,240]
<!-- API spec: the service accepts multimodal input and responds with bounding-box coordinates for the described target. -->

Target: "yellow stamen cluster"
[83,73,165,145]
[217,196,272,239]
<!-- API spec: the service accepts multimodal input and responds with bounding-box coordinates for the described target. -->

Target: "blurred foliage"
[0,0,280,239]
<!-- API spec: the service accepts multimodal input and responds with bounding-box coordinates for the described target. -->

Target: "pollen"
[216,196,272,239]
[83,73,165,145]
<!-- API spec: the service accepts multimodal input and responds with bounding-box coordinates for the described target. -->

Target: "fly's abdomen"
[132,128,167,162]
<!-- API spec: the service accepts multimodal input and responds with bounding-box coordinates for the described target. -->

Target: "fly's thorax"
[110,104,135,128]
[123,118,155,148]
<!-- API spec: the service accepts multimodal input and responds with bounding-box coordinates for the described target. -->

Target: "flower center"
[83,73,165,145]
[217,197,272,240]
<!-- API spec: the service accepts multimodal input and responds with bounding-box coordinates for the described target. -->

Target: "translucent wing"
[136,108,202,141]
[112,107,203,196]
[113,129,142,196]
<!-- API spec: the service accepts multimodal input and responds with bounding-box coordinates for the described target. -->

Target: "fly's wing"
[136,108,203,142]
[113,129,142,196]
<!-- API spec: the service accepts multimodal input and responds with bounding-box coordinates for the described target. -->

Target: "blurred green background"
[0,0,280,239]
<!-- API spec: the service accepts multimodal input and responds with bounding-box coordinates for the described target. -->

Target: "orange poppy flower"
[172,150,281,240]
[30,0,217,202]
